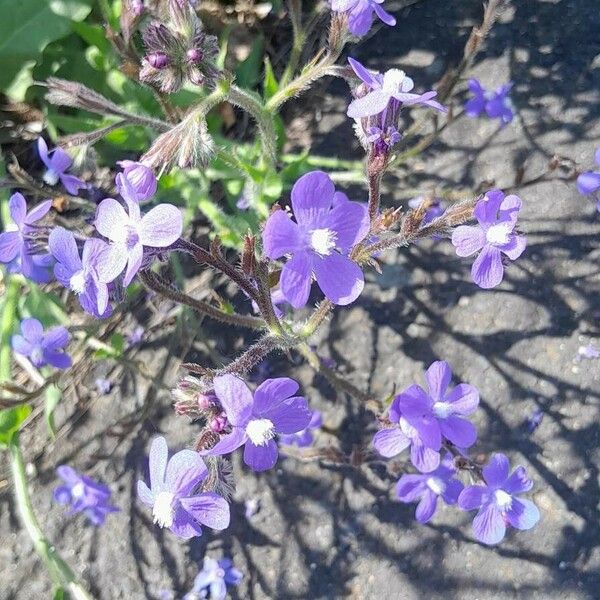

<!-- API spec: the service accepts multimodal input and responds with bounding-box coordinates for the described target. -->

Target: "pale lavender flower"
[94,194,182,286]
[49,227,111,318]
[127,325,145,346]
[373,361,479,472]
[458,453,540,545]
[188,557,243,600]
[465,79,514,126]
[0,192,53,282]
[137,436,230,539]
[53,465,119,526]
[204,375,312,472]
[452,189,526,289]
[396,453,464,523]
[578,344,600,359]
[117,160,157,202]
[262,171,369,308]
[577,148,600,212]
[331,0,396,37]
[12,318,71,369]
[347,57,446,120]
[280,410,322,447]
[37,138,85,195]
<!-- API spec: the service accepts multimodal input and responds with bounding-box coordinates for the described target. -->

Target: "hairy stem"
[280,0,306,86]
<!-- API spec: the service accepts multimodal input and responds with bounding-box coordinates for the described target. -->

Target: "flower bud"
[147,52,169,69]
[117,160,158,201]
[186,48,204,64]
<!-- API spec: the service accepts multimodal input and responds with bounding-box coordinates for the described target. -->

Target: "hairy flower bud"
[147,51,169,69]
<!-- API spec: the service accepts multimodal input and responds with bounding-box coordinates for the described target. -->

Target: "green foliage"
[45,384,62,438]
[0,405,32,447]
[94,333,125,359]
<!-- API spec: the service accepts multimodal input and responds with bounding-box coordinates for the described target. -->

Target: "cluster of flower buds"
[139,0,219,93]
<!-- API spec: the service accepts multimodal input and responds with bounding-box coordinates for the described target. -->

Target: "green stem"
[280,0,305,86]
[9,434,94,600]
[0,276,19,381]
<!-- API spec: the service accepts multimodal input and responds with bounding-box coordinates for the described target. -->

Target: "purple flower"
[94,194,182,286]
[452,189,527,289]
[188,557,243,600]
[49,227,111,318]
[37,138,85,195]
[117,160,158,202]
[53,465,119,526]
[12,318,71,369]
[367,125,401,154]
[0,192,54,282]
[280,410,322,447]
[396,453,464,523]
[458,453,540,545]
[137,436,230,539]
[373,361,479,472]
[262,171,369,308]
[331,0,396,37]
[204,375,312,472]
[465,79,514,126]
[577,148,600,212]
[347,57,446,120]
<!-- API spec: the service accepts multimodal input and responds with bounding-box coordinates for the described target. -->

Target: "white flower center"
[30,346,44,366]
[486,223,511,245]
[382,69,414,94]
[43,169,59,186]
[432,401,453,419]
[245,418,275,446]
[6,223,19,233]
[494,489,512,508]
[71,482,85,498]
[69,270,87,294]
[426,477,445,496]
[153,491,176,528]
[310,228,337,256]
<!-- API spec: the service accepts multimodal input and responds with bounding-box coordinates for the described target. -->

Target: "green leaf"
[235,36,264,90]
[0,405,32,447]
[93,333,124,359]
[263,57,279,100]
[0,0,93,100]
[70,21,111,55]
[45,385,61,439]
[20,287,69,327]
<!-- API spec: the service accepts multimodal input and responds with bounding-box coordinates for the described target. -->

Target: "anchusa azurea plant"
[1,1,550,596]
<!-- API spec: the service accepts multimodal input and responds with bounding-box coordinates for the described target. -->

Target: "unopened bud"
[147,52,169,69]
[186,48,204,64]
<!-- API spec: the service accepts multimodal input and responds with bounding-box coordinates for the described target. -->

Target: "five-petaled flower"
[465,79,514,126]
[331,0,396,37]
[53,465,119,526]
[94,188,182,286]
[137,436,230,539]
[0,192,54,283]
[452,189,527,289]
[262,171,369,308]
[396,453,464,523]
[205,375,312,472]
[186,557,243,600]
[37,138,86,195]
[49,227,111,318]
[280,410,322,447]
[12,318,72,369]
[373,361,479,472]
[577,147,600,212]
[458,453,540,545]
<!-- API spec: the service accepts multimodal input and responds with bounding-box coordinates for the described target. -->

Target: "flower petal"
[149,436,169,492]
[395,385,432,417]
[505,497,539,530]
[43,349,72,369]
[313,253,364,305]
[451,225,485,257]
[444,383,479,415]
[48,227,81,274]
[170,507,203,539]
[373,2,396,27]
[37,138,51,169]
[415,489,438,523]
[165,449,208,497]
[94,198,128,242]
[502,466,533,495]
[395,474,427,502]
[0,231,22,263]
[458,484,488,511]
[137,480,154,505]
[24,200,53,227]
[348,57,379,88]
[213,374,253,427]
[266,396,311,434]
[180,492,230,530]
[471,244,504,289]
[21,318,44,343]
[140,204,182,247]
[203,427,247,456]
[11,335,33,356]
[95,243,128,284]
[373,428,410,457]
[472,502,506,545]
[441,478,464,505]
[262,210,303,259]
[122,242,143,287]
[474,190,504,225]
[60,173,85,195]
[347,89,391,119]
[253,377,299,414]
[498,234,527,261]
[425,361,452,402]
[290,171,335,229]
[325,194,369,251]
[48,147,72,173]
[279,251,313,308]
[439,416,477,448]
[410,441,440,473]
[482,453,510,489]
[243,439,278,472]
[42,326,69,351]
[409,415,442,450]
